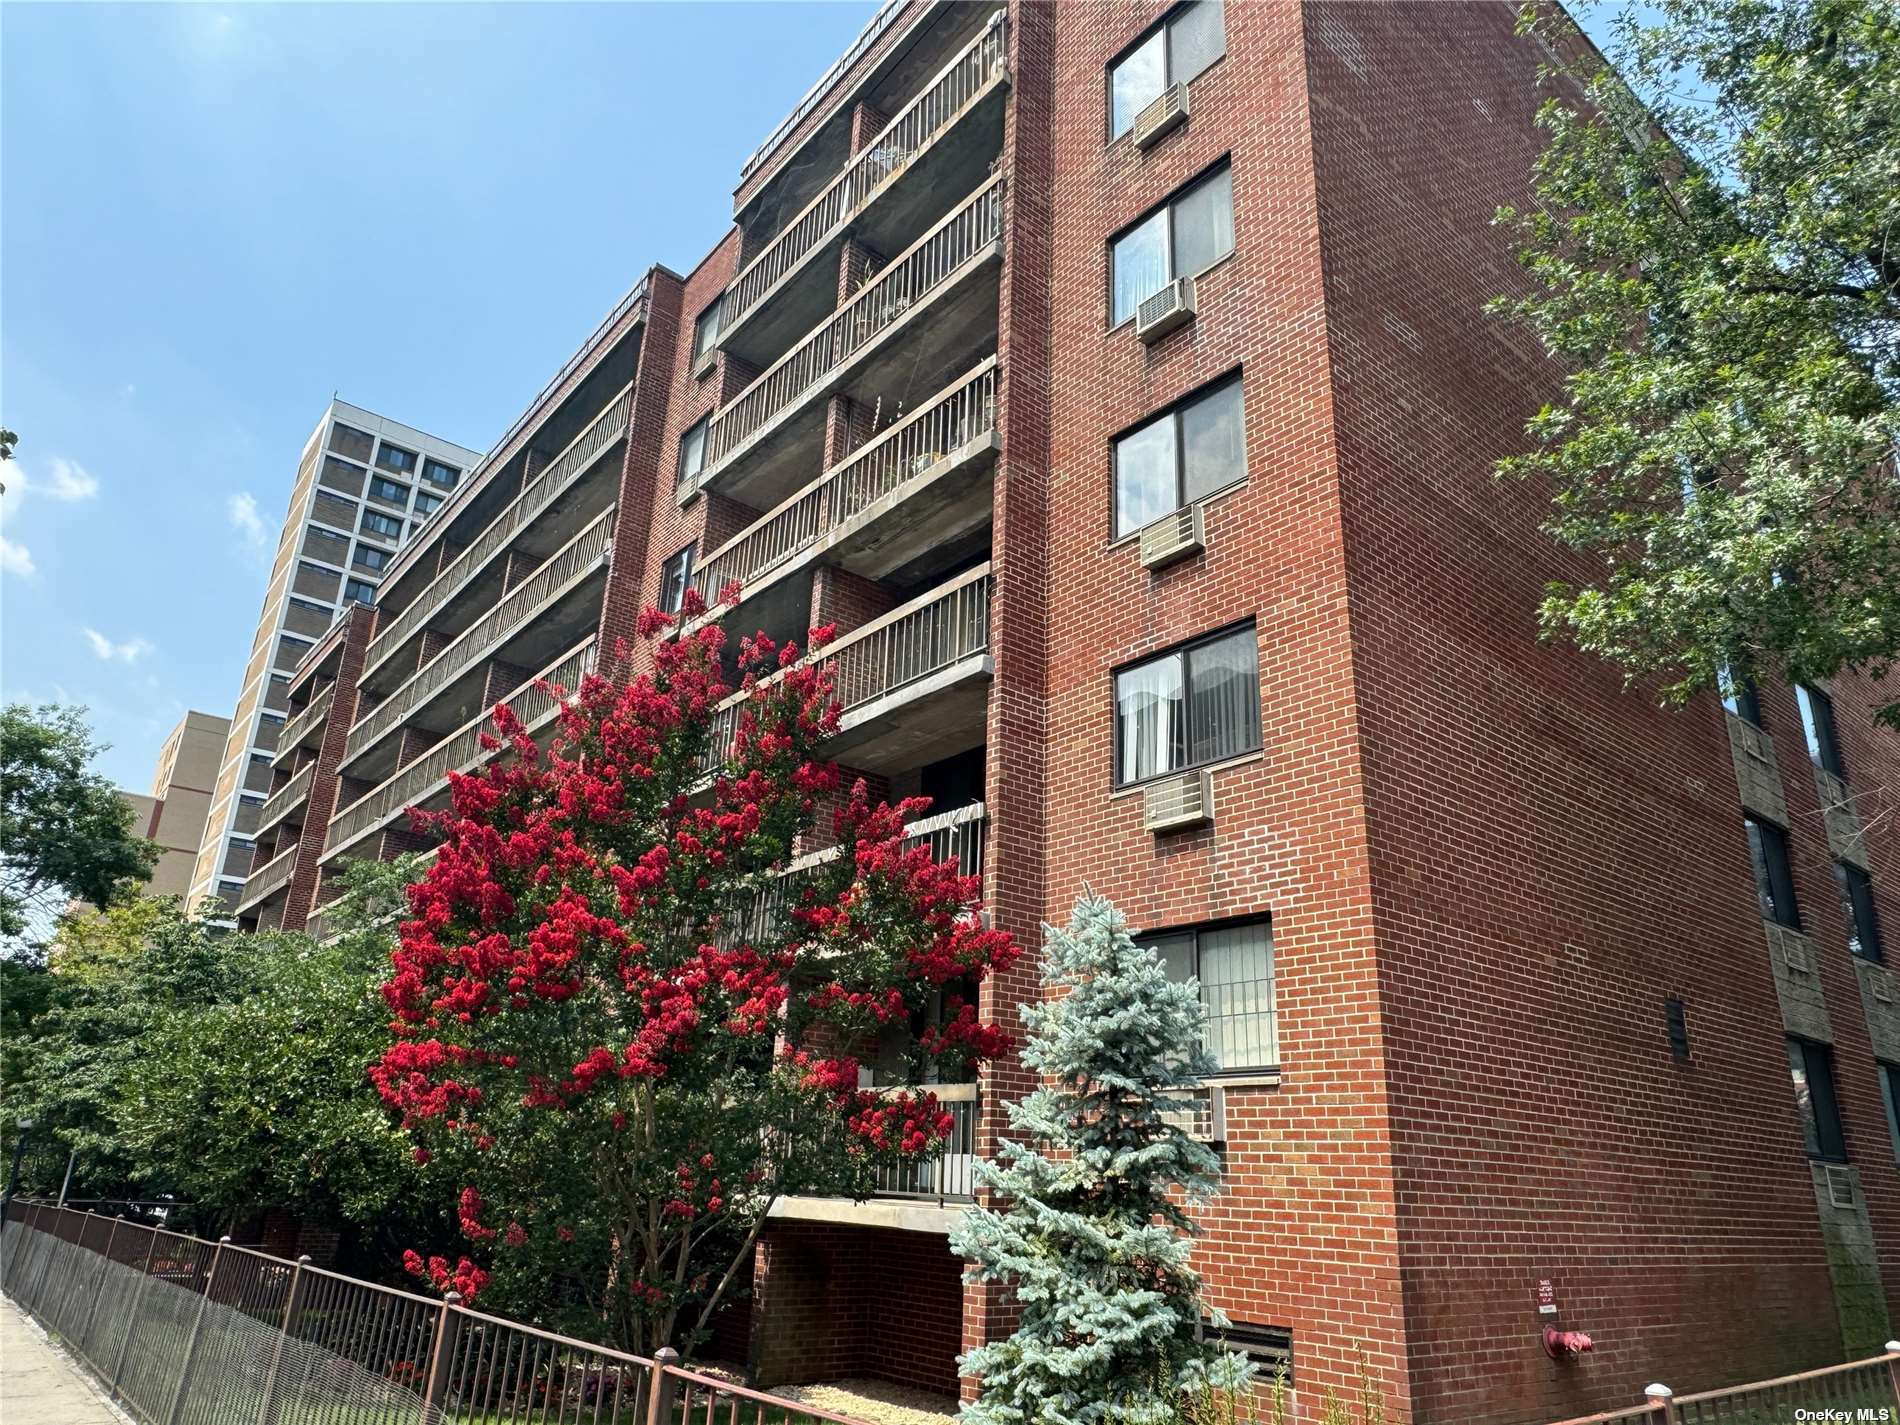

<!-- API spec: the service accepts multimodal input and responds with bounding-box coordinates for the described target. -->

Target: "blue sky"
[0,1,880,788]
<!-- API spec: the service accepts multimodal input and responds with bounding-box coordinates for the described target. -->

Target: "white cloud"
[227,491,271,562]
[13,456,100,502]
[82,627,153,663]
[0,534,35,578]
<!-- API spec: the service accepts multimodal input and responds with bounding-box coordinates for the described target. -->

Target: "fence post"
[1885,1343,1900,1405]
[252,1254,311,1425]
[645,1347,681,1425]
[1645,1384,1674,1424]
[74,1214,120,1356]
[418,1290,464,1422]
[109,1227,161,1398]
[162,1235,228,1425]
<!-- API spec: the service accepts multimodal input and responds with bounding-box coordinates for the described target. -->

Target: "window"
[1665,997,1691,1062]
[1721,671,1763,729]
[343,578,376,605]
[361,509,403,539]
[413,492,443,517]
[1113,373,1246,538]
[329,422,374,462]
[1140,918,1276,1071]
[693,297,724,362]
[1114,623,1260,786]
[677,417,709,488]
[1796,684,1845,777]
[1787,1038,1847,1162]
[376,443,418,475]
[1836,863,1884,962]
[1745,815,1801,928]
[369,475,409,503]
[423,459,460,488]
[1881,1063,1900,1164]
[659,544,696,615]
[354,545,391,572]
[1111,162,1233,326]
[321,454,365,485]
[1109,1,1226,139]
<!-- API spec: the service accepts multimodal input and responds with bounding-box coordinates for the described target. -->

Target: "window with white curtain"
[1141,917,1277,1072]
[1108,1,1228,140]
[1114,623,1259,786]
[1114,373,1247,538]
[1111,162,1234,325]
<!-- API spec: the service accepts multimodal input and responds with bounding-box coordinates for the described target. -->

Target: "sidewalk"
[0,1294,124,1424]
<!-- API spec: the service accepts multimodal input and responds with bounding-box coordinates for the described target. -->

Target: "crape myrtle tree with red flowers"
[370,586,1017,1356]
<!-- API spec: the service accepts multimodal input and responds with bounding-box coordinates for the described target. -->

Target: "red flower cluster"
[402,1250,490,1302]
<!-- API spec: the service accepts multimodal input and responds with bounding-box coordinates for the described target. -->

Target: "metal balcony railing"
[274,684,334,763]
[705,175,1006,474]
[873,1086,978,1201]
[722,18,1008,341]
[696,360,997,603]
[236,843,297,912]
[363,383,632,679]
[257,762,315,832]
[344,507,616,765]
[700,564,991,776]
[324,639,596,857]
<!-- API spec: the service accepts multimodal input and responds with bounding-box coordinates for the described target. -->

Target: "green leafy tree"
[1,704,159,950]
[1490,0,1899,720]
[953,895,1251,1425]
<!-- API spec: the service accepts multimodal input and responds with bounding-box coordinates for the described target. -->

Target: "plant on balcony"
[372,590,1018,1356]
[953,894,1251,1425]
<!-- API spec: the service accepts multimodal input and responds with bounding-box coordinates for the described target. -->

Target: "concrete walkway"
[0,1294,124,1424]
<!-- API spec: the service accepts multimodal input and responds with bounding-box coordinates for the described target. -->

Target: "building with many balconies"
[188,399,482,916]
[236,4,1900,1421]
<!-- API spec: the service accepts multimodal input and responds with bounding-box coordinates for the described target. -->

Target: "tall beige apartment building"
[185,398,481,914]
[115,709,229,900]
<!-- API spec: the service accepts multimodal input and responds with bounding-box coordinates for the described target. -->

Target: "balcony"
[361,382,632,690]
[323,638,596,862]
[234,842,297,917]
[693,174,1004,513]
[695,360,998,621]
[272,685,335,769]
[702,563,991,779]
[341,508,616,784]
[256,762,315,837]
[718,18,1008,369]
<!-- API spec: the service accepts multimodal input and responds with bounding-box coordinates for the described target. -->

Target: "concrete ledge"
[768,1196,968,1235]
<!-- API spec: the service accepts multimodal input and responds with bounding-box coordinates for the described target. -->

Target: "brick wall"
[279,606,370,929]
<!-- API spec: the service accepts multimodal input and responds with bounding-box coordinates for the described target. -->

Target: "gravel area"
[772,1378,960,1425]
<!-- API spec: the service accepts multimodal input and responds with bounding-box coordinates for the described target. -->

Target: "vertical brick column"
[520,445,547,497]
[500,547,540,593]
[837,238,884,308]
[963,0,1054,1387]
[433,540,466,579]
[281,605,371,930]
[848,100,891,154]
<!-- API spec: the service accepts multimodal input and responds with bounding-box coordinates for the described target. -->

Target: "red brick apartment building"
[234,3,1900,1419]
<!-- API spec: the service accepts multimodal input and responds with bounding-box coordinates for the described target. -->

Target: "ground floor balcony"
[341,508,614,785]
[693,174,1003,515]
[321,637,596,863]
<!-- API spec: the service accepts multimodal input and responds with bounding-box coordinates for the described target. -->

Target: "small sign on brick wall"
[1536,1278,1558,1316]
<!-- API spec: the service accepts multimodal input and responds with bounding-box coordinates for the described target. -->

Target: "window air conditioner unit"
[691,348,717,380]
[1136,277,1197,344]
[1132,83,1190,150]
[1771,926,1814,975]
[1139,504,1205,570]
[1143,769,1212,833]
[1159,1085,1226,1143]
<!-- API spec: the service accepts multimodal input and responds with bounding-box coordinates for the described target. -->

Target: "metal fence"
[1,1201,873,1425]
[1544,1351,1900,1425]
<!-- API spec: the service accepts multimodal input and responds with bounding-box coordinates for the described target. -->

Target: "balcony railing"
[274,684,334,764]
[257,762,315,833]
[700,564,992,776]
[873,1086,978,1201]
[236,843,297,912]
[324,639,596,857]
[697,360,997,603]
[722,18,1008,341]
[363,383,632,679]
[345,507,616,765]
[705,174,1006,474]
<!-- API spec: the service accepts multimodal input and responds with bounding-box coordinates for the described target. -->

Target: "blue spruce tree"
[953,894,1253,1425]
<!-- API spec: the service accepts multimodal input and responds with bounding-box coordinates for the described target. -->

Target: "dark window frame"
[329,422,375,461]
[1135,913,1278,1075]
[1665,996,1691,1062]
[353,545,392,572]
[677,416,710,488]
[1112,619,1262,789]
[423,458,460,488]
[360,509,404,540]
[1105,0,1229,142]
[693,296,724,362]
[1110,368,1247,541]
[343,578,377,605]
[1796,683,1846,778]
[1787,1036,1848,1163]
[368,474,410,503]
[1880,1061,1900,1165]
[1108,157,1235,328]
[1745,815,1802,928]
[1721,673,1764,729]
[659,544,697,616]
[1836,862,1884,963]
